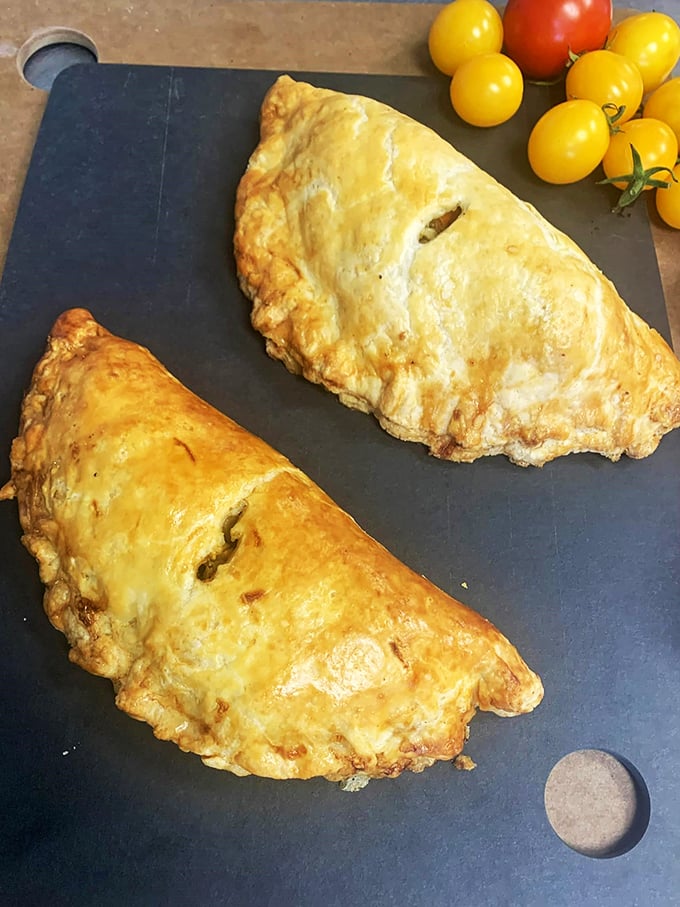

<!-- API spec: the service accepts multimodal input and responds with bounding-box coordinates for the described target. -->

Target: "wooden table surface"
[1,1,678,347]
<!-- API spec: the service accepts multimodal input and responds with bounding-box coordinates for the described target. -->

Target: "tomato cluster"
[427,1,680,228]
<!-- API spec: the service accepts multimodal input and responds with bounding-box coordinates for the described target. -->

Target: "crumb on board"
[453,754,477,772]
[339,773,370,792]
[461,581,468,589]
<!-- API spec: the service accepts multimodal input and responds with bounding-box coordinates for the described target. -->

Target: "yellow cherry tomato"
[528,100,611,185]
[450,53,524,127]
[606,12,680,94]
[644,77,680,145]
[428,0,504,76]
[656,164,680,229]
[565,50,643,124]
[602,118,678,190]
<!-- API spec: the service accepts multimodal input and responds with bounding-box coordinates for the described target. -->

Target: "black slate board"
[0,64,679,906]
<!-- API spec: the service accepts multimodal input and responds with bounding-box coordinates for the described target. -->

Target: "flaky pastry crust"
[1,310,542,781]
[234,75,680,466]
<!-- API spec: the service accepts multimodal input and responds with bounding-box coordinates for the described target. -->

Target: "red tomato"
[503,0,613,80]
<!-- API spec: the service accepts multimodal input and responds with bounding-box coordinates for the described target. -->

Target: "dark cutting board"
[0,63,679,906]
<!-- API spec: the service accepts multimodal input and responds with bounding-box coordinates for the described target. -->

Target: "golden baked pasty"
[1,309,542,783]
[234,75,680,467]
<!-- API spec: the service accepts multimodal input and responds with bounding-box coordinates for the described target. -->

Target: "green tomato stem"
[602,103,626,133]
[597,145,677,214]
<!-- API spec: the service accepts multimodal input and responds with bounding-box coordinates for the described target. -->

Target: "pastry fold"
[234,75,680,466]
[1,309,542,782]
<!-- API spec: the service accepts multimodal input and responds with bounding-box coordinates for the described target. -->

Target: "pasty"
[1,309,542,783]
[234,75,680,466]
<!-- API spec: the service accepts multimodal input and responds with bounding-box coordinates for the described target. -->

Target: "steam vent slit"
[196,502,247,582]
[419,206,464,243]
